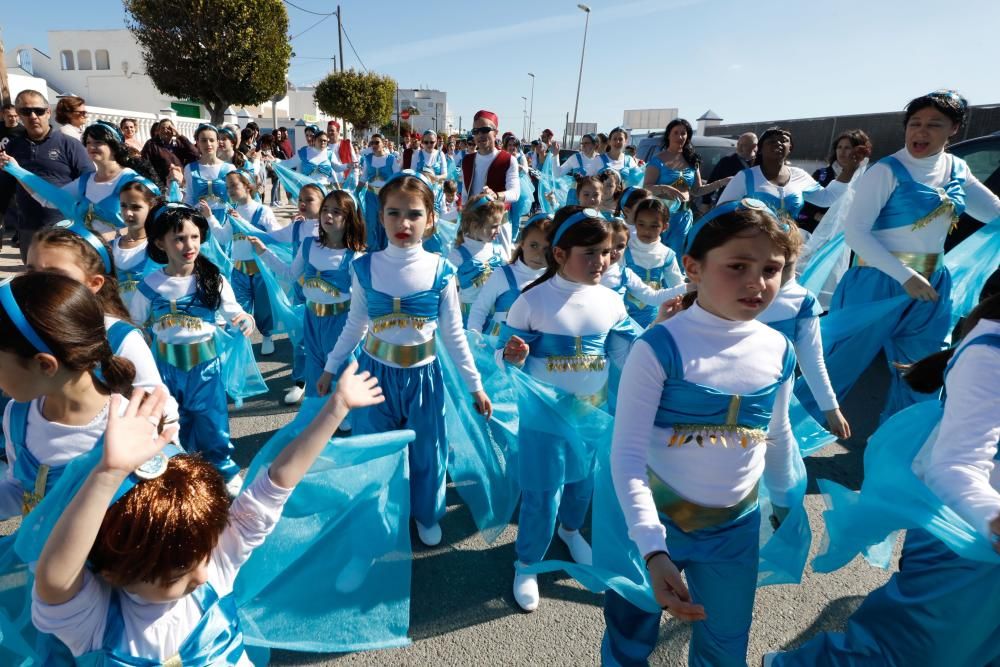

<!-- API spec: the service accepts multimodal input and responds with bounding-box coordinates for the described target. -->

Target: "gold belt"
[648,469,758,533]
[857,252,941,279]
[363,334,435,367]
[156,339,218,371]
[233,259,260,276]
[120,280,139,293]
[308,300,350,317]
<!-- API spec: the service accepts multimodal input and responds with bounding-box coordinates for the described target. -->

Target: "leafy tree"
[380,119,413,138]
[124,0,291,124]
[314,70,396,137]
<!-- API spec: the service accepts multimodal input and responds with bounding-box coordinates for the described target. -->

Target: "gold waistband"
[545,354,607,373]
[856,252,941,279]
[233,259,260,276]
[363,334,435,367]
[308,300,350,317]
[156,339,218,371]
[648,469,758,533]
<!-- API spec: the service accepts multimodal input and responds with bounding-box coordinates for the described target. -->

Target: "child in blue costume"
[0,272,139,664]
[358,133,396,252]
[254,188,365,399]
[643,119,731,256]
[318,170,492,547]
[598,169,625,220]
[403,130,449,185]
[624,198,685,327]
[498,206,640,612]
[800,91,1000,424]
[767,294,1000,667]
[27,362,384,665]
[602,217,690,315]
[130,204,255,491]
[281,130,346,192]
[605,199,799,666]
[468,212,551,336]
[602,128,645,188]
[200,171,281,357]
[617,186,653,233]
[448,195,508,327]
[113,180,164,312]
[184,124,237,226]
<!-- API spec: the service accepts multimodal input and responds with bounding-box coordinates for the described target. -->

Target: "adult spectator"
[703,131,757,206]
[1,103,23,146]
[798,129,872,232]
[55,95,88,141]
[140,117,199,185]
[0,90,94,261]
[275,126,293,160]
[119,117,144,155]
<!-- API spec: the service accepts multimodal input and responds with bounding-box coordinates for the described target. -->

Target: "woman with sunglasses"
[357,134,396,251]
[55,96,87,142]
[395,130,448,184]
[279,130,346,191]
[557,132,604,179]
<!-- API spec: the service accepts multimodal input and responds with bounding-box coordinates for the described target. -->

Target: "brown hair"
[599,169,624,202]
[55,95,85,125]
[618,187,652,217]
[827,129,872,167]
[511,216,553,264]
[686,206,797,261]
[456,196,505,247]
[319,190,366,252]
[633,197,669,229]
[442,180,458,196]
[225,170,255,196]
[119,179,162,208]
[378,174,436,225]
[89,455,230,586]
[575,175,603,197]
[0,272,135,395]
[524,205,611,292]
[31,228,132,321]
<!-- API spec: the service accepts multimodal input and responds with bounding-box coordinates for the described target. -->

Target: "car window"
[950,138,1000,194]
[697,147,734,179]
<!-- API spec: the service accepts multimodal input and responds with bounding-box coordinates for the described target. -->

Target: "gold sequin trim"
[156,313,205,330]
[471,266,494,288]
[371,314,429,334]
[22,464,49,516]
[910,191,957,231]
[303,277,340,296]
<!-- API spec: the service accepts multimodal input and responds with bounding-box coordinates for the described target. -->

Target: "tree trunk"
[205,98,227,126]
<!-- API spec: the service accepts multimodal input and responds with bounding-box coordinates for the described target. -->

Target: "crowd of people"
[0,87,997,666]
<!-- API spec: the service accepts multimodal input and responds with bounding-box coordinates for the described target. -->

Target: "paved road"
[0,214,898,666]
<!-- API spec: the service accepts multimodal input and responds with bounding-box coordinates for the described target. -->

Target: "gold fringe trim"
[545,355,607,373]
[371,314,429,334]
[120,280,139,293]
[667,424,766,449]
[156,313,205,330]
[471,266,494,288]
[910,194,956,231]
[303,277,340,296]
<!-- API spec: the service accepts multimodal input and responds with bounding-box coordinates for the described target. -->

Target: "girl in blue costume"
[26,362,384,665]
[767,294,1000,667]
[623,198,685,328]
[599,169,625,219]
[280,130,346,192]
[602,217,691,314]
[317,170,492,547]
[184,124,237,225]
[448,195,508,327]
[199,171,281,357]
[800,91,1000,424]
[358,133,396,252]
[604,199,800,667]
[404,131,449,185]
[574,174,603,209]
[468,212,551,336]
[603,128,645,188]
[0,272,138,664]
[114,180,164,312]
[130,203,254,493]
[617,186,653,232]
[252,188,365,400]
[717,126,861,229]
[643,119,731,256]
[499,206,640,612]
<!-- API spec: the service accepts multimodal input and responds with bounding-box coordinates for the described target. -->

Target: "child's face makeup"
[156,220,202,270]
[121,556,211,603]
[298,190,323,218]
[634,211,666,244]
[381,191,430,248]
[609,231,628,264]
[555,238,612,285]
[25,243,105,295]
[683,231,784,321]
[519,227,550,270]
[578,184,601,208]
[119,191,151,234]
[319,200,348,246]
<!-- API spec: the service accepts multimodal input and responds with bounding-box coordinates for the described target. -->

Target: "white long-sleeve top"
[558,152,603,177]
[626,237,684,287]
[280,146,347,188]
[112,238,154,313]
[467,260,544,333]
[1,397,128,520]
[182,162,231,207]
[265,218,317,246]
[61,170,134,234]
[612,304,796,557]
[448,238,508,309]
[440,197,459,222]
[914,318,1000,541]
[842,148,1000,285]
[104,315,180,426]
[260,242,360,306]
[395,148,447,177]
[128,270,251,345]
[601,262,689,307]
[32,471,292,664]
[757,280,838,411]
[717,165,847,211]
[323,244,483,392]
[460,149,520,204]
[359,154,392,187]
[497,275,633,396]
[206,201,280,262]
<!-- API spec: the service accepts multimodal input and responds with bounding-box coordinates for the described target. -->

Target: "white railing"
[70,104,209,144]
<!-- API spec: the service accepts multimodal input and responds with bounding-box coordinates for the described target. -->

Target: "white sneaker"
[762,652,781,667]
[513,566,539,612]
[283,384,305,405]
[260,336,275,356]
[335,554,374,594]
[225,473,244,498]
[558,526,593,566]
[415,521,442,546]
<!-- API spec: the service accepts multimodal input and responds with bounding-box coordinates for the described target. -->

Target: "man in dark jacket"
[0,90,94,262]
[703,132,757,206]
[140,117,199,184]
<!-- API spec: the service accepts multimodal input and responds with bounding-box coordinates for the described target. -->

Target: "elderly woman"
[139,118,199,185]
[55,95,87,141]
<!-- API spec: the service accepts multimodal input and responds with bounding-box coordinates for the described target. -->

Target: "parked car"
[947,132,1000,251]
[635,133,737,179]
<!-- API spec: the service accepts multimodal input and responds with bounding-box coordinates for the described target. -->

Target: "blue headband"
[195,123,218,137]
[683,198,776,255]
[467,194,492,212]
[54,220,113,274]
[927,89,967,111]
[153,202,196,223]
[131,175,162,196]
[91,119,125,144]
[219,127,238,144]
[383,168,434,192]
[109,444,185,506]
[582,133,597,143]
[619,186,639,209]
[552,207,604,246]
[307,124,320,134]
[0,278,54,355]
[522,211,553,232]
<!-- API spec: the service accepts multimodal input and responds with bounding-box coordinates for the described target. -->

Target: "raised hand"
[331,361,384,410]
[102,387,178,476]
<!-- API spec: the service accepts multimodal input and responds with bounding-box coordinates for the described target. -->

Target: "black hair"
[1,102,15,112]
[632,197,669,227]
[524,205,610,292]
[145,204,222,310]
[904,91,968,129]
[754,127,793,167]
[686,205,796,261]
[661,119,700,168]
[82,123,160,184]
[617,187,652,216]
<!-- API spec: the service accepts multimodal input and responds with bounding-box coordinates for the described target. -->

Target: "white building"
[394,87,453,135]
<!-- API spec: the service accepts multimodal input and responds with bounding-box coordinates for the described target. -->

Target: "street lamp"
[570,4,590,149]
[527,72,535,141]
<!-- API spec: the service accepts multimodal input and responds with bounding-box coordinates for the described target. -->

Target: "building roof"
[697,109,723,121]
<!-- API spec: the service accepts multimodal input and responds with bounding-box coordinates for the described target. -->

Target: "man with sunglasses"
[461,109,520,225]
[0,89,93,262]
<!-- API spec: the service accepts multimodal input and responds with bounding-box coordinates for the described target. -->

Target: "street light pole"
[570,4,590,150]
[527,72,535,141]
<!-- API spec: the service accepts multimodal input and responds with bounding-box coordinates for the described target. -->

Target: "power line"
[283,0,335,16]
[290,12,333,40]
[341,24,367,72]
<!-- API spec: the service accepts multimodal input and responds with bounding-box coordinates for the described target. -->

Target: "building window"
[17,49,34,75]
[95,49,110,70]
[60,50,75,70]
[77,50,92,70]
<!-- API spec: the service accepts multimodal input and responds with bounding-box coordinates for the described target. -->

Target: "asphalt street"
[0,207,899,666]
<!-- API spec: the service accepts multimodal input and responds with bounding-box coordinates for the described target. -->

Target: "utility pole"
[337,6,345,72]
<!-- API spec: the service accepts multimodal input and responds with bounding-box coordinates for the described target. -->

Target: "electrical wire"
[290,12,333,40]
[341,25,367,72]
[283,0,335,16]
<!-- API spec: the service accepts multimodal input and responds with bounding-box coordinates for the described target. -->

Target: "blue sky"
[5,0,999,137]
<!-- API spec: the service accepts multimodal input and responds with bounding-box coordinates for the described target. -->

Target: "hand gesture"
[824,408,851,440]
[472,390,493,419]
[646,553,706,622]
[196,199,213,220]
[248,236,268,256]
[331,360,384,409]
[102,387,178,476]
[503,335,529,365]
[903,274,939,302]
[654,296,685,324]
[316,371,334,397]
[167,164,184,184]
[231,312,254,336]
[0,151,18,169]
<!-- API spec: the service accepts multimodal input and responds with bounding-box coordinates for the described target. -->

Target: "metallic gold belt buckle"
[363,334,434,368]
[648,469,758,533]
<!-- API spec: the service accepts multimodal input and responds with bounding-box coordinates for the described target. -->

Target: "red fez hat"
[327,120,340,130]
[474,109,499,128]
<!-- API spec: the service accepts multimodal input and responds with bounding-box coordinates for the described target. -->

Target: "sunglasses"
[17,107,48,117]
[421,140,435,146]
[73,110,88,117]
[470,127,493,136]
